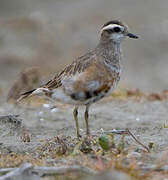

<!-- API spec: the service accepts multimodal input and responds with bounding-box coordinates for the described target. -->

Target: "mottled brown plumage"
[43,51,94,90]
[18,20,138,137]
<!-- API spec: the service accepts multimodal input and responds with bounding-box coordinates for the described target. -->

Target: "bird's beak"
[127,33,139,39]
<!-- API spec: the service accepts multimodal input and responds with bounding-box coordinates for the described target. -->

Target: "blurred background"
[0,0,168,100]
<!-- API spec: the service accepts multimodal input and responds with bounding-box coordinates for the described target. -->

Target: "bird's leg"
[84,105,90,135]
[73,107,81,138]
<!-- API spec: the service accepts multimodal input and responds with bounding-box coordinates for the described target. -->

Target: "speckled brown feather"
[72,61,117,91]
[43,51,95,90]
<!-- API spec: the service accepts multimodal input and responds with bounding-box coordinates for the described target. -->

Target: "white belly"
[51,79,118,106]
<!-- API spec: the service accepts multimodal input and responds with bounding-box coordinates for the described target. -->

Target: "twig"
[0,163,32,180]
[126,128,150,153]
[104,128,150,152]
[33,165,97,176]
[1,163,168,178]
[0,164,97,179]
[0,168,15,174]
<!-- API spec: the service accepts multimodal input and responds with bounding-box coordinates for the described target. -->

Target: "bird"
[18,20,138,138]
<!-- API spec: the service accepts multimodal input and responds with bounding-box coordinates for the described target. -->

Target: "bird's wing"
[43,51,95,90]
[40,52,118,101]
[17,52,95,101]
[61,60,118,101]
[18,51,118,102]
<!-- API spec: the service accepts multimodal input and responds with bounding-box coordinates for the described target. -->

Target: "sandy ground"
[0,98,168,153]
[0,97,168,179]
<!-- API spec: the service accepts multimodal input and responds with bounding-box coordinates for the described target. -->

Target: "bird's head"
[100,20,138,43]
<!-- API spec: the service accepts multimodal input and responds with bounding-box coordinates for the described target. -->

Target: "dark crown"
[102,20,124,28]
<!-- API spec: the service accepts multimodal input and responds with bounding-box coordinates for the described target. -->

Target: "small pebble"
[136,117,140,122]
[43,104,50,108]
[100,128,104,133]
[40,118,44,121]
[80,128,84,132]
[51,108,57,113]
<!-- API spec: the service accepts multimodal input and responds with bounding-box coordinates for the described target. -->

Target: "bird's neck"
[96,40,122,64]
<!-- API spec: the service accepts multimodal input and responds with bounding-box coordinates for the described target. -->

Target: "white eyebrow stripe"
[101,24,124,32]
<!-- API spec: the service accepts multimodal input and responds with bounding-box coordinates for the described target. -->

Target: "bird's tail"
[17,89,36,102]
[17,88,51,102]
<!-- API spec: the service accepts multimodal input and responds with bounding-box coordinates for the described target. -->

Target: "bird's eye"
[113,27,121,33]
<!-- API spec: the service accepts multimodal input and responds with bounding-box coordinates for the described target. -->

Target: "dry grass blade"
[126,128,150,153]
[104,128,150,152]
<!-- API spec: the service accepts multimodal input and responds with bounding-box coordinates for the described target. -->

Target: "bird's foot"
[76,132,82,140]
